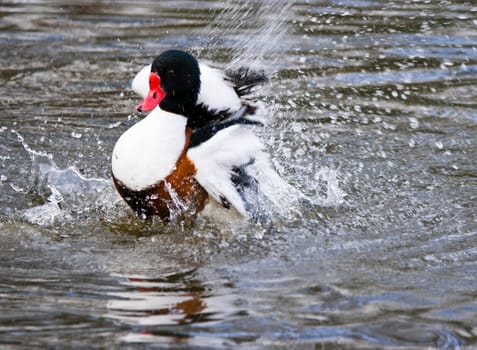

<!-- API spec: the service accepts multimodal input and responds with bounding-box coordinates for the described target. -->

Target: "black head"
[150,50,201,116]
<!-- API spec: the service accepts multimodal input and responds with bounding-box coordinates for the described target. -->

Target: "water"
[1,0,476,348]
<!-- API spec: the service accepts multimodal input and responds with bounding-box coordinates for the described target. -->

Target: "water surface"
[0,0,476,348]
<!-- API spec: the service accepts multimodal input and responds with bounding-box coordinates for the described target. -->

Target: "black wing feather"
[225,67,268,97]
[188,104,263,149]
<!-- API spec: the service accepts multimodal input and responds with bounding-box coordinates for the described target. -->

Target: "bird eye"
[167,69,175,77]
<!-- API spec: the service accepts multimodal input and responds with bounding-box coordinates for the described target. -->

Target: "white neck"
[112,108,187,190]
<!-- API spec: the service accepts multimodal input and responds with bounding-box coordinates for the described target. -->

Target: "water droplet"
[409,117,419,129]
[10,184,24,192]
[71,132,82,139]
[108,121,122,129]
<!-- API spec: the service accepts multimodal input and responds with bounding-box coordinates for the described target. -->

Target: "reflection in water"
[105,270,249,347]
[106,272,208,327]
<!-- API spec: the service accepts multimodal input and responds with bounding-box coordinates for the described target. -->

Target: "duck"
[112,49,289,221]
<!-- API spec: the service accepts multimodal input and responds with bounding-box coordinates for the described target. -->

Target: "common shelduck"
[112,49,289,221]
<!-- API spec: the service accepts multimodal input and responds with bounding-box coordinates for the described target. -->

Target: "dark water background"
[1,0,476,348]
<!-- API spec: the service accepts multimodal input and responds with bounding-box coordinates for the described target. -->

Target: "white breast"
[111,109,187,190]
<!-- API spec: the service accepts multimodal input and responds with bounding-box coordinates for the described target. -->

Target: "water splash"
[208,0,296,70]
[13,131,121,226]
[313,166,346,206]
[204,0,327,221]
[12,130,298,230]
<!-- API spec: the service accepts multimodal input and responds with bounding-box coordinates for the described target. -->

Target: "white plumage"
[131,64,151,99]
[187,125,265,216]
[111,108,187,191]
[196,63,242,112]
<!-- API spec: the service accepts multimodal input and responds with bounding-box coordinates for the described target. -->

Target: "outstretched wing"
[187,125,265,216]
